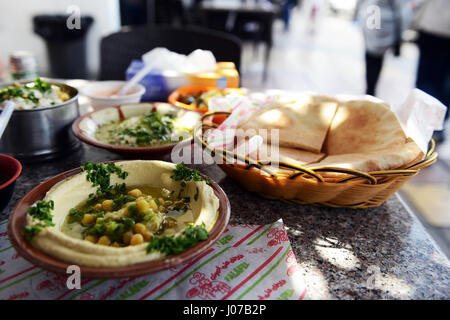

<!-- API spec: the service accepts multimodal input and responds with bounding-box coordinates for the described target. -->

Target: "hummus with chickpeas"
[25,160,219,267]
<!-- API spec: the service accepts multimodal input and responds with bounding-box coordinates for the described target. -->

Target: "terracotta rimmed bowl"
[72,103,201,157]
[0,154,22,212]
[168,85,244,114]
[7,161,230,279]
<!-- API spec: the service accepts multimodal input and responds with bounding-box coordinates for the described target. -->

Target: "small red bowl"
[0,154,22,212]
[7,161,230,278]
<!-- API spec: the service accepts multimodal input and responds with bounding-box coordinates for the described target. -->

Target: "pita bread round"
[239,95,338,153]
[307,141,423,172]
[324,100,407,155]
[234,94,423,175]
[251,143,325,167]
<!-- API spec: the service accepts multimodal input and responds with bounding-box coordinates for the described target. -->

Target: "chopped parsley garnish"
[118,112,174,146]
[146,224,208,256]
[23,200,55,241]
[171,164,210,203]
[171,163,210,185]
[24,224,45,242]
[0,86,24,102]
[112,194,136,211]
[0,78,51,105]
[32,78,52,93]
[81,162,128,198]
[26,200,54,221]
[85,217,135,242]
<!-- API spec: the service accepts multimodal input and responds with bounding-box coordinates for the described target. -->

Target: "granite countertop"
[1,143,449,299]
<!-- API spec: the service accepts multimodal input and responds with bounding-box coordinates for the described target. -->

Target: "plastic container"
[125,60,188,101]
[125,60,240,102]
[9,51,38,80]
[188,62,240,88]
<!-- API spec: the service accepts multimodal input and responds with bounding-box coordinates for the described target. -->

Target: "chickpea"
[133,223,147,235]
[102,199,114,212]
[85,235,98,243]
[81,213,96,226]
[130,234,144,246]
[97,235,111,246]
[94,203,102,211]
[111,242,121,248]
[148,199,158,211]
[123,231,133,245]
[136,199,150,213]
[143,231,153,242]
[128,189,142,198]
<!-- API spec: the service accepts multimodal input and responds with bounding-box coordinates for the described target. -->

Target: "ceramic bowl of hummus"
[73,103,201,157]
[7,160,230,278]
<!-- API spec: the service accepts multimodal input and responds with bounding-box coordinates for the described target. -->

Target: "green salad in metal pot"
[0,78,70,110]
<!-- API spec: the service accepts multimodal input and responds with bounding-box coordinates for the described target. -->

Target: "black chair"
[99,25,242,80]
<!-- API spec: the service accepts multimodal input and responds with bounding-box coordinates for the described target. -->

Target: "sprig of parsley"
[81,162,128,197]
[23,200,55,241]
[171,164,210,203]
[32,78,51,93]
[171,163,210,185]
[146,224,208,256]
[26,200,54,221]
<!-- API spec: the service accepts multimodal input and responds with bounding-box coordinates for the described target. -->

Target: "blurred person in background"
[412,0,450,142]
[304,0,324,34]
[357,0,404,96]
[282,0,300,31]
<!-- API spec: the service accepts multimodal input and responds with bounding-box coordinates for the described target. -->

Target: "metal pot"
[0,81,80,162]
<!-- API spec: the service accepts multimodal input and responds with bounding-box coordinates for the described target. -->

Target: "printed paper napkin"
[0,219,307,300]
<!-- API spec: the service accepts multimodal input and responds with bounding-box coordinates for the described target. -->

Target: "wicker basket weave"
[195,112,438,208]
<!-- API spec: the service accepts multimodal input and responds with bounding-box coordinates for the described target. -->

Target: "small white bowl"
[81,81,146,109]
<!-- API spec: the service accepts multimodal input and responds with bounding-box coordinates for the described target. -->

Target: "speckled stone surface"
[1,144,449,299]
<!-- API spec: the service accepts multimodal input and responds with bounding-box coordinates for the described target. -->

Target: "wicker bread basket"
[195,111,438,209]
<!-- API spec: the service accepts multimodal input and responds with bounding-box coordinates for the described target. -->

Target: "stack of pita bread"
[238,94,423,176]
